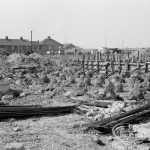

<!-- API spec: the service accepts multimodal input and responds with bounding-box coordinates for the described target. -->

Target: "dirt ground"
[0,94,114,150]
[0,55,148,150]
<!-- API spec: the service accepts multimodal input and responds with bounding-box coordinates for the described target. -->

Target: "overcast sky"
[0,0,150,48]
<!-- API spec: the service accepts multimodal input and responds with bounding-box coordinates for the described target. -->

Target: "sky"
[0,0,150,48]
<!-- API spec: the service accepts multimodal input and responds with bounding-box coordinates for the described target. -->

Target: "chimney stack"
[5,36,8,40]
[47,36,51,40]
[20,37,23,40]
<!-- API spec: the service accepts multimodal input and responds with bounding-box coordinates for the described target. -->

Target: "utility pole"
[31,30,33,53]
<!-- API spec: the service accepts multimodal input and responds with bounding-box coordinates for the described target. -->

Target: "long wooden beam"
[0,105,76,120]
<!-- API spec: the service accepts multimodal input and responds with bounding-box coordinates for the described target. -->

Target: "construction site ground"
[0,94,113,150]
[0,54,149,150]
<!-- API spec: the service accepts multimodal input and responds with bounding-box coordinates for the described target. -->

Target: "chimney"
[5,36,8,40]
[47,36,51,40]
[20,37,23,40]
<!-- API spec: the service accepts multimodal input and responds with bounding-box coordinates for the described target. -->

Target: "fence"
[80,51,150,76]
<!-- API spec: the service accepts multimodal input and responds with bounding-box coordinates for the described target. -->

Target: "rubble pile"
[86,101,126,121]
[1,53,150,108]
[81,101,141,122]
[133,123,150,140]
[1,53,150,149]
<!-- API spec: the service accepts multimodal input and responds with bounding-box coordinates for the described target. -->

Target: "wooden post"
[118,53,121,63]
[82,59,84,72]
[86,61,89,71]
[97,61,100,73]
[110,59,114,73]
[127,51,129,60]
[112,52,115,62]
[118,60,122,74]
[115,52,118,62]
[137,60,140,69]
[132,52,134,63]
[137,51,139,60]
[95,52,99,73]
[99,52,101,61]
[105,62,109,76]
[145,63,148,73]
[139,53,142,62]
[105,50,109,62]
[107,50,110,62]
[91,61,93,72]
[145,54,147,63]
[123,55,126,63]
[95,52,98,62]
[116,53,118,62]
[90,53,93,61]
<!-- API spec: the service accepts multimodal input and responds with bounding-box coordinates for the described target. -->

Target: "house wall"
[0,45,31,54]
[33,45,39,52]
[39,45,61,55]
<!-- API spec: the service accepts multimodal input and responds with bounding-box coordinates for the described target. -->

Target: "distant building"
[0,36,31,55]
[39,36,63,55]
[63,43,81,55]
[31,41,40,53]
[63,43,76,50]
[100,47,141,55]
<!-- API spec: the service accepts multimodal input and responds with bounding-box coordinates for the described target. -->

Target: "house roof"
[63,43,76,47]
[0,37,31,46]
[63,43,76,50]
[39,36,62,46]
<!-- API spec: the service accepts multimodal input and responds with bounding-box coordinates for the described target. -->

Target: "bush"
[83,77,91,87]
[104,79,116,96]
[77,76,84,88]
[67,76,76,84]
[128,82,146,101]
[114,81,124,93]
[40,75,50,84]
[93,74,105,88]
[131,71,143,83]
[59,74,66,80]
[86,71,93,78]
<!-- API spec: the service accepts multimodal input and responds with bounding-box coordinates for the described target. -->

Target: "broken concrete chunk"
[106,136,114,143]
[15,80,21,85]
[4,142,25,150]
[111,141,126,150]
[133,122,150,141]
[1,95,13,102]
[13,126,22,132]
[137,145,150,150]
[20,92,26,97]
[0,80,11,94]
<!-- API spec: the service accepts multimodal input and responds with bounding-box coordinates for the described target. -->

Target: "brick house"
[63,43,76,50]
[39,36,63,55]
[31,41,40,53]
[0,36,31,55]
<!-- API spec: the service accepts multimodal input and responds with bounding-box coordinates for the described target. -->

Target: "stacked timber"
[0,105,76,119]
[86,103,150,132]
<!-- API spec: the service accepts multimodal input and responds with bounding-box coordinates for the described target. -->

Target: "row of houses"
[1,36,149,56]
[0,36,77,55]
